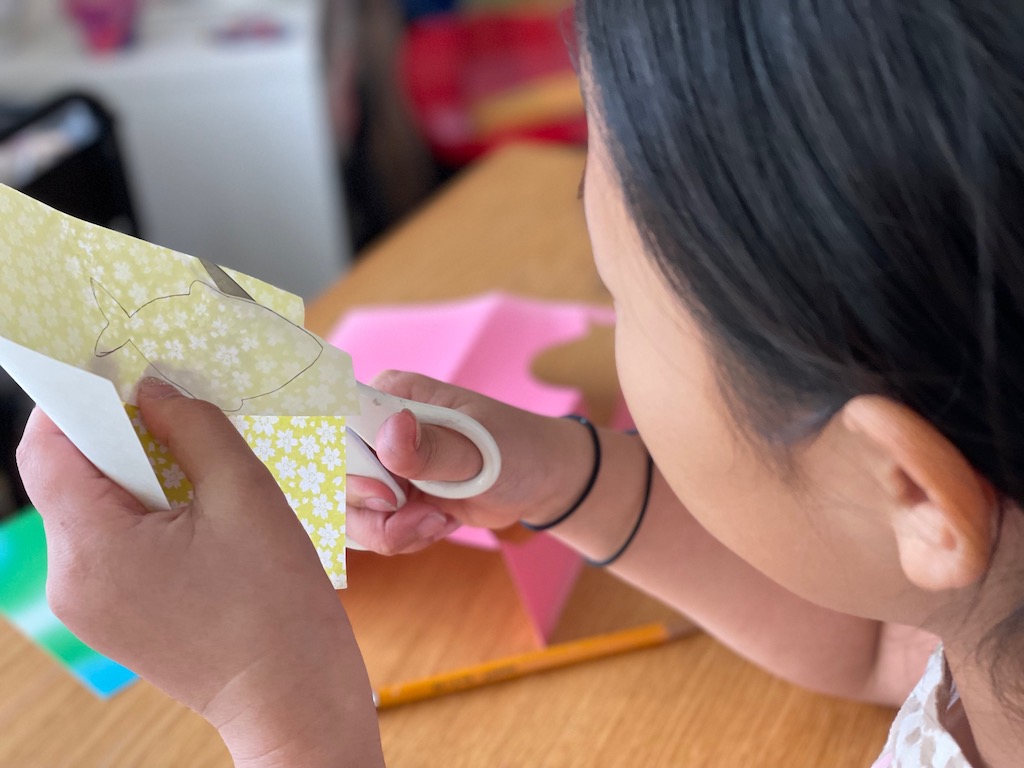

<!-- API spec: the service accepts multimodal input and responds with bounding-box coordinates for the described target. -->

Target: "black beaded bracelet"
[585,450,653,568]
[521,414,601,531]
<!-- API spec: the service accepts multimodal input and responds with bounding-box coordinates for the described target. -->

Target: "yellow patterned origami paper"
[126,407,349,586]
[0,185,356,587]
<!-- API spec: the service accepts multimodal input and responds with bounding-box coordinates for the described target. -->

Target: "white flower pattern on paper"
[322,446,343,471]
[0,185,358,418]
[318,549,334,571]
[128,405,349,588]
[298,462,325,494]
[0,186,356,588]
[253,437,274,461]
[312,494,332,519]
[252,416,278,436]
[275,457,298,480]
[317,524,340,548]
[163,339,185,361]
[231,370,253,391]
[299,434,320,459]
[161,466,186,489]
[316,422,339,443]
[276,430,298,453]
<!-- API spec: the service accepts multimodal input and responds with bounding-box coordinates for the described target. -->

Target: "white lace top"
[871,645,971,768]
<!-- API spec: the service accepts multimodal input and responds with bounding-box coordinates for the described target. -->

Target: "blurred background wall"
[0,0,350,299]
[0,0,578,518]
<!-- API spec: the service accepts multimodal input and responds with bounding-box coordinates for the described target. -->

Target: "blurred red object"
[400,13,587,166]
[64,0,140,53]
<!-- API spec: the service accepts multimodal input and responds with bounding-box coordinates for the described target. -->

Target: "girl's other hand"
[346,371,592,555]
[17,378,383,767]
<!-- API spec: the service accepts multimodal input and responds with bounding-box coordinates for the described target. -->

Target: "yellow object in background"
[471,70,584,137]
[373,621,687,709]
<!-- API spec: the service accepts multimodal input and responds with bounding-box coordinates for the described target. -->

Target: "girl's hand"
[346,371,593,555]
[17,379,383,768]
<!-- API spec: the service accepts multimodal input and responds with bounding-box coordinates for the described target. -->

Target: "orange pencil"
[373,621,688,710]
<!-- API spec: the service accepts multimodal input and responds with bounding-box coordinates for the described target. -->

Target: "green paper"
[0,508,137,697]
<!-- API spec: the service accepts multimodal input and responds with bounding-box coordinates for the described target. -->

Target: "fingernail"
[416,512,447,539]
[138,377,180,400]
[365,497,397,513]
[405,409,422,450]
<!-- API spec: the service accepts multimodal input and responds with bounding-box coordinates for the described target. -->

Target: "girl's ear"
[841,396,998,591]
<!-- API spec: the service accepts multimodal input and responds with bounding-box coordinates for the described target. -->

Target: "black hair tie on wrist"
[521,414,601,531]
[585,450,653,568]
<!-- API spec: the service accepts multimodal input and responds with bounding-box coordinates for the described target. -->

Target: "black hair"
[578,0,1024,697]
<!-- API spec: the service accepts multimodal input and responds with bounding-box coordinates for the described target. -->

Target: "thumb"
[136,378,276,500]
[375,408,483,484]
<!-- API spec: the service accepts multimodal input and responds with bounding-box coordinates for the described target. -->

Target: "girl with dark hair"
[17,1,1024,765]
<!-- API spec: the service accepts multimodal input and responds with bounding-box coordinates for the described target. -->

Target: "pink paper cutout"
[446,526,501,550]
[500,533,584,645]
[328,292,621,644]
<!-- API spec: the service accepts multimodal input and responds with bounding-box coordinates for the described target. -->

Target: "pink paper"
[329,293,621,644]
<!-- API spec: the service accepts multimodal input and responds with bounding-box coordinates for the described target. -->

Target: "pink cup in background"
[64,0,140,53]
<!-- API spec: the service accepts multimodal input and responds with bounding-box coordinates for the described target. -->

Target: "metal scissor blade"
[199,258,255,302]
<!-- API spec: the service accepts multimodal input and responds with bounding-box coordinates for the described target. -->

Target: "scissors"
[198,260,502,513]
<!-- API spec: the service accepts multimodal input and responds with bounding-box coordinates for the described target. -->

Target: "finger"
[346,500,460,556]
[17,408,143,529]
[136,378,277,501]
[347,475,400,512]
[375,409,483,484]
[372,370,463,408]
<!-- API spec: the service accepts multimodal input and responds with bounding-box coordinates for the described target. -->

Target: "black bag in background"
[0,92,140,518]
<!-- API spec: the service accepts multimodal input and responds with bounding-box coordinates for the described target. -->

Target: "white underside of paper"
[0,335,169,512]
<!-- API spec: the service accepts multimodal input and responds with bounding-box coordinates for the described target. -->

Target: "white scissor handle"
[346,382,502,501]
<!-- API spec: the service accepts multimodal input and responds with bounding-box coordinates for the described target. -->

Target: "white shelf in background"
[0,0,350,300]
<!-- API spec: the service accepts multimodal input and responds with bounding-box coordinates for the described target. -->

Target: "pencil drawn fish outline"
[91,278,323,412]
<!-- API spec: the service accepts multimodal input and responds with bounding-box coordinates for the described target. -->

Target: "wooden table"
[0,144,894,766]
